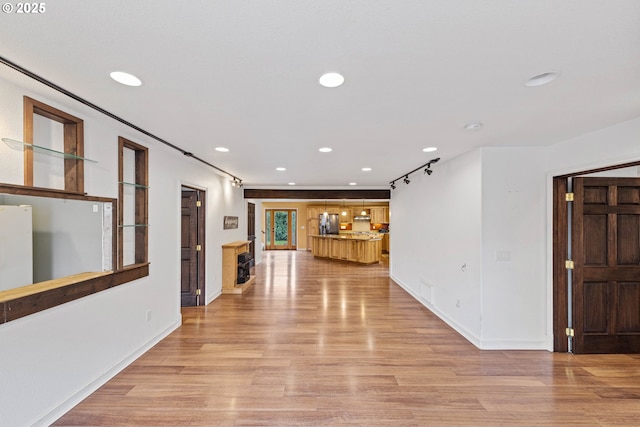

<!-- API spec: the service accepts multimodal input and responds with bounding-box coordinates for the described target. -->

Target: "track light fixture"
[427,157,440,168]
[389,157,441,189]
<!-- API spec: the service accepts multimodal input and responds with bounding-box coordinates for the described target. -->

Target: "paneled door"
[265,209,297,250]
[247,202,256,267]
[181,187,205,306]
[572,177,640,353]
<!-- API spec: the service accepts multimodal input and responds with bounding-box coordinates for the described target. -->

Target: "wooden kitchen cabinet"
[339,208,353,223]
[306,207,320,251]
[382,233,390,254]
[370,207,388,223]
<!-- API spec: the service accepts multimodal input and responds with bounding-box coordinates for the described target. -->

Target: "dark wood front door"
[572,177,640,353]
[181,188,205,306]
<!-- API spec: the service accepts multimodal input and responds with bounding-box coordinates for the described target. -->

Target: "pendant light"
[323,199,328,216]
[361,199,366,216]
[341,199,347,217]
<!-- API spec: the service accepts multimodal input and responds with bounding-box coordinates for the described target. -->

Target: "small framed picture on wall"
[223,216,238,229]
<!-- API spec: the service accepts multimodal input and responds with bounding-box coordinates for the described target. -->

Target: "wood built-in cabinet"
[310,236,382,264]
[370,207,389,223]
[382,233,390,253]
[306,207,320,250]
[222,240,255,294]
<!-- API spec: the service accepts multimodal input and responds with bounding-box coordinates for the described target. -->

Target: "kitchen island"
[309,234,382,264]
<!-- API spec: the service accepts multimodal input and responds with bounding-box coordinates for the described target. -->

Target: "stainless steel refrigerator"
[319,213,339,235]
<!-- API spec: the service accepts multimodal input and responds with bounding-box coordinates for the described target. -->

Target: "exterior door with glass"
[265,209,297,250]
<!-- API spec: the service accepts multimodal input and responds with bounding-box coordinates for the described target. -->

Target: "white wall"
[0,72,246,426]
[390,149,483,345]
[391,117,640,351]
[480,148,548,349]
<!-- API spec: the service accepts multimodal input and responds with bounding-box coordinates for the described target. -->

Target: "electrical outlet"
[92,204,99,213]
[456,299,461,308]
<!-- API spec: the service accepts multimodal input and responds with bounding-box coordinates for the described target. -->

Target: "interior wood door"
[181,188,205,306]
[572,177,640,353]
[247,202,256,267]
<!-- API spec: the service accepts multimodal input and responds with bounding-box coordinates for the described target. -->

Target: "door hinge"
[565,192,574,202]
[196,201,202,207]
[195,289,201,296]
[196,244,202,251]
[565,327,575,337]
[565,260,574,269]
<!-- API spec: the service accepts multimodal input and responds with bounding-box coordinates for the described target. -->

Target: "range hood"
[353,215,371,222]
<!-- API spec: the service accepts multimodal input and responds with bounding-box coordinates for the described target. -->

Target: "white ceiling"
[1,0,640,189]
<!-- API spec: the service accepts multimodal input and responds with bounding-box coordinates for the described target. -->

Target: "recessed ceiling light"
[110,71,142,87]
[215,147,229,152]
[361,167,372,172]
[319,147,333,153]
[288,182,296,186]
[464,122,483,131]
[423,147,438,152]
[525,72,559,87]
[349,182,357,186]
[276,167,286,171]
[319,72,344,88]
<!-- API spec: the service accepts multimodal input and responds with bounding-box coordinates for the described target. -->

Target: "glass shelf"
[119,181,150,189]
[2,137,98,163]
[119,224,150,228]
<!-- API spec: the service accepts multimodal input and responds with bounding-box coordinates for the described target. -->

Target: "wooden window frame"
[23,96,85,193]
[0,183,149,325]
[118,137,149,269]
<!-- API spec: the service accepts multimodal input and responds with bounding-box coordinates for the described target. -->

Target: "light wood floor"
[55,251,640,426]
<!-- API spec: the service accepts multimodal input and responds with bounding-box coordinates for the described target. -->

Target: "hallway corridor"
[55,251,640,426]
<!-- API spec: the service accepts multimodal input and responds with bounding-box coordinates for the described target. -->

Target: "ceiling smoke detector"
[525,72,559,87]
[464,122,483,131]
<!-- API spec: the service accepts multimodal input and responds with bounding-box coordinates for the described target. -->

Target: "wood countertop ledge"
[0,271,112,303]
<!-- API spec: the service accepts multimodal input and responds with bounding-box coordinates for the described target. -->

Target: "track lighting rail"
[389,158,440,189]
[0,55,243,185]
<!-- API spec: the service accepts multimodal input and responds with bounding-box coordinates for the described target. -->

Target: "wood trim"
[0,183,108,200]
[196,189,206,305]
[552,177,569,352]
[571,178,585,354]
[118,140,124,269]
[27,96,84,124]
[23,96,86,193]
[23,97,35,186]
[244,189,390,200]
[0,184,144,325]
[118,137,149,268]
[0,264,149,324]
[554,161,640,179]
[135,145,148,264]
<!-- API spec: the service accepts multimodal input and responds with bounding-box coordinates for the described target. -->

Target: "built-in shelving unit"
[2,137,97,163]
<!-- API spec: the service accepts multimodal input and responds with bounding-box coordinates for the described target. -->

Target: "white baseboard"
[390,274,482,348]
[390,274,552,351]
[35,320,181,427]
